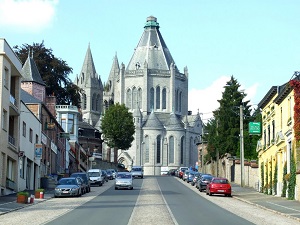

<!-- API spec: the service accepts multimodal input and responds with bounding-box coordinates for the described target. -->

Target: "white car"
[115,172,133,190]
[88,169,104,186]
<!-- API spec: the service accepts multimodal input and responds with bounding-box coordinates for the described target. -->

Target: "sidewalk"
[231,183,300,222]
[0,189,54,215]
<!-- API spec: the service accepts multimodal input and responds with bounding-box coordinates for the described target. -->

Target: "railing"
[8,135,15,146]
[9,94,17,107]
[6,178,15,190]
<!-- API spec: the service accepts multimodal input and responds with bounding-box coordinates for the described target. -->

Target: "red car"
[206,177,231,197]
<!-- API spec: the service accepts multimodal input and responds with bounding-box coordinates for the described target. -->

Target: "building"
[75,16,202,175]
[257,74,300,199]
[0,38,23,195]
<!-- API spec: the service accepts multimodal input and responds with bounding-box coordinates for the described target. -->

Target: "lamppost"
[240,104,245,187]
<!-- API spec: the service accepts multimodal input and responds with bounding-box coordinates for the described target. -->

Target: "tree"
[14,41,81,106]
[101,103,135,150]
[206,76,258,159]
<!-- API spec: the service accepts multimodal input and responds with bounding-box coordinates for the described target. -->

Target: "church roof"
[21,53,45,86]
[143,110,164,129]
[126,16,178,72]
[165,112,184,130]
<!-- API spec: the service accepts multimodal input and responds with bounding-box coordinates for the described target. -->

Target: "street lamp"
[240,104,245,187]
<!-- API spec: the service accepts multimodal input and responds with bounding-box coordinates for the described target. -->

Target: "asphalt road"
[45,176,253,225]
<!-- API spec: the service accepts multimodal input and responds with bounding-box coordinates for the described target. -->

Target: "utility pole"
[240,105,245,187]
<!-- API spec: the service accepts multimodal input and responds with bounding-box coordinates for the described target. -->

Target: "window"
[138,88,142,109]
[36,134,39,144]
[23,122,26,137]
[145,136,149,163]
[2,109,7,130]
[181,137,184,164]
[132,87,137,109]
[272,120,275,142]
[19,157,25,179]
[267,125,270,145]
[156,86,160,109]
[4,67,9,87]
[29,128,33,143]
[68,114,74,134]
[162,88,166,109]
[169,136,174,164]
[156,135,161,163]
[126,89,132,109]
[175,90,178,111]
[82,94,87,110]
[179,91,182,113]
[92,94,96,110]
[150,88,154,110]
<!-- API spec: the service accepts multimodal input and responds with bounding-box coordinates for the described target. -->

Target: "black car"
[102,170,109,182]
[70,172,91,193]
[198,174,214,192]
[106,170,114,180]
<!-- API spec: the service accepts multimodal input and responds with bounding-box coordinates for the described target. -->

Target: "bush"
[17,191,29,197]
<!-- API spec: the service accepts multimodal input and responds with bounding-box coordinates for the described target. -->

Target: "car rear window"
[88,172,100,177]
[132,168,142,171]
[213,179,229,184]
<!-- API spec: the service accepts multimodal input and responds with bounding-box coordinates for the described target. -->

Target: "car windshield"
[59,179,76,185]
[202,176,213,181]
[213,179,229,184]
[117,174,132,179]
[88,172,100,177]
[132,168,142,171]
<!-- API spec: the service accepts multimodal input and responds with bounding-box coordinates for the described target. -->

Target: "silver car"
[54,177,83,197]
[115,172,133,190]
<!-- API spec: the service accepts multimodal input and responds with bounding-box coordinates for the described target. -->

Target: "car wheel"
[206,191,209,195]
[199,188,202,192]
[131,187,133,190]
[78,190,82,197]
[209,191,212,196]
[115,187,118,190]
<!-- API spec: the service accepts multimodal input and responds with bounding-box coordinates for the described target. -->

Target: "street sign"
[249,122,261,135]
[59,132,70,139]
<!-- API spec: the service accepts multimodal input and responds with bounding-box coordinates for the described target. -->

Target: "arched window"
[82,94,87,110]
[126,89,132,109]
[145,136,149,163]
[162,88,166,109]
[169,136,174,164]
[96,94,100,111]
[132,87,137,109]
[180,136,184,164]
[156,135,161,163]
[175,90,178,111]
[92,94,96,110]
[156,86,160,109]
[138,88,142,109]
[150,88,154,110]
[179,91,182,113]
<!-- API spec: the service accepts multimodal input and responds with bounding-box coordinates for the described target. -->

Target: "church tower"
[74,44,103,126]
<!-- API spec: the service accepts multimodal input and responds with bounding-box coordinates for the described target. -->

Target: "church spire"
[80,43,97,86]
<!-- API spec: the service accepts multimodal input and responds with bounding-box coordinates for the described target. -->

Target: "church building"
[75,16,202,175]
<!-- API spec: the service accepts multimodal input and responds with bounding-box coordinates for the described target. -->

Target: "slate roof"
[165,112,184,130]
[21,89,42,104]
[143,110,164,129]
[126,16,178,72]
[21,54,45,86]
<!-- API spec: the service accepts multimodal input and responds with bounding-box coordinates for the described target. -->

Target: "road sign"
[249,122,261,135]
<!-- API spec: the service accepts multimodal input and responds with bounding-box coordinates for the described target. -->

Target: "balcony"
[9,94,19,115]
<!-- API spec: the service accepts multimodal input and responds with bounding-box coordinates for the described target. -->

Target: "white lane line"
[267,201,300,213]
[156,178,179,225]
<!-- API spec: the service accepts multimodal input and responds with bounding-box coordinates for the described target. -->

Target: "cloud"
[0,0,58,32]
[188,76,259,121]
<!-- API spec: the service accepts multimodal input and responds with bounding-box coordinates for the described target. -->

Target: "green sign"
[59,132,70,139]
[249,122,261,135]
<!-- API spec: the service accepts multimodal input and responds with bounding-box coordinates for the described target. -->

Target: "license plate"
[63,191,69,194]
[218,190,224,192]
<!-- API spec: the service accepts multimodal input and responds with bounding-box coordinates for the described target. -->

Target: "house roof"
[21,54,45,86]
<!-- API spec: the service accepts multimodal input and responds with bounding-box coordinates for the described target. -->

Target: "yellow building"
[257,77,299,200]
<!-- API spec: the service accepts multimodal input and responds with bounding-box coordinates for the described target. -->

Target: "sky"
[1,0,300,121]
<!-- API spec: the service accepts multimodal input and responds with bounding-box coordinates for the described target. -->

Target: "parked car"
[195,173,211,189]
[167,169,176,176]
[178,167,188,179]
[88,169,105,186]
[115,172,133,190]
[131,166,144,178]
[102,170,109,182]
[107,169,117,178]
[54,177,83,198]
[70,172,91,193]
[190,172,201,186]
[198,174,214,192]
[187,171,197,183]
[182,170,191,181]
[106,170,114,180]
[206,177,232,197]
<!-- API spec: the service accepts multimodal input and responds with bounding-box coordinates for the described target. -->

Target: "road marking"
[267,201,300,213]
[128,177,178,225]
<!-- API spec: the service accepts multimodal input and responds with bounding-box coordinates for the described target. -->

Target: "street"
[0,176,299,225]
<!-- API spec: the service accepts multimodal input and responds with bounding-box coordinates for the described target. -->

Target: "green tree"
[14,42,81,106]
[206,76,258,159]
[101,103,135,150]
